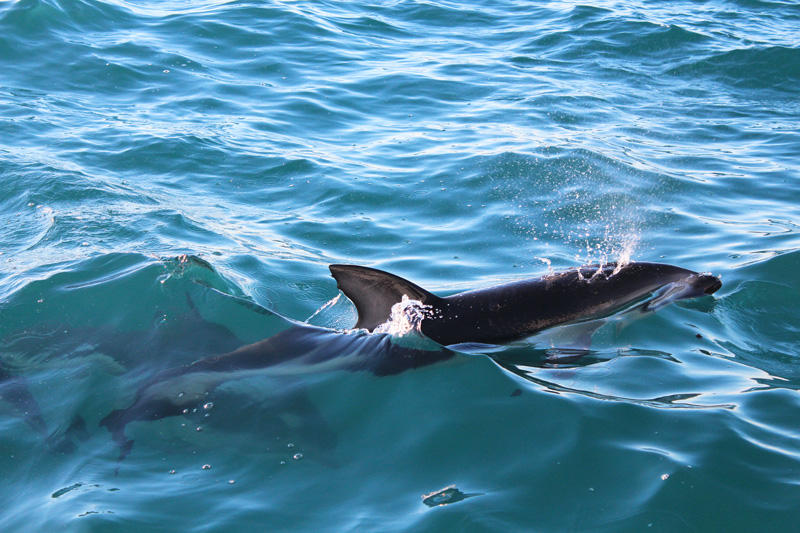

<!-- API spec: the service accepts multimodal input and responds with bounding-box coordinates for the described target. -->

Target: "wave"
[667,45,800,93]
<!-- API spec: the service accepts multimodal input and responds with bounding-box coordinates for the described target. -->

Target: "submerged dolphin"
[329,261,722,346]
[100,323,455,461]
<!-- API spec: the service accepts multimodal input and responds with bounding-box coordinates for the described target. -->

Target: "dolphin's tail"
[100,408,135,467]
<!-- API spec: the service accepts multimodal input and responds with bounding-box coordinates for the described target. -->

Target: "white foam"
[373,295,433,337]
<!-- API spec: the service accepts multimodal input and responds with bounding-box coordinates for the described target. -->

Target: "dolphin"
[100,260,720,462]
[100,323,455,462]
[329,261,722,346]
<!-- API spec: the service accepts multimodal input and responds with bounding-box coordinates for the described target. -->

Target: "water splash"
[611,232,639,270]
[305,293,341,324]
[373,295,433,337]
[535,256,553,271]
[572,224,640,270]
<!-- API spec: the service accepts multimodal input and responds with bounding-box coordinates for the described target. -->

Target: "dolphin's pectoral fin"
[546,319,603,351]
[544,348,591,366]
[329,264,442,331]
[100,408,135,465]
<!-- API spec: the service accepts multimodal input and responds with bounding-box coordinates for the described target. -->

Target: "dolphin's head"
[644,272,721,312]
[695,273,722,295]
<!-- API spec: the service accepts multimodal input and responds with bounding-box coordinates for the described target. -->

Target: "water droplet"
[228,480,235,484]
[287,443,295,448]
[196,427,203,432]
[203,402,214,410]
[202,464,211,470]
[293,453,303,461]
[169,470,176,475]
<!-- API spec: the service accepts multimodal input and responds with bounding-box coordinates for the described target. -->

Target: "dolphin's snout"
[699,275,722,295]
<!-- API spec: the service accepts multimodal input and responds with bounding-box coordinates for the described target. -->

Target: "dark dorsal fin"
[329,264,441,331]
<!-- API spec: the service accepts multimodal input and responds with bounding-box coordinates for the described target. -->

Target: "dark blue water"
[1,0,799,530]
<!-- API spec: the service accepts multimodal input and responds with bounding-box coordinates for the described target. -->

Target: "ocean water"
[1,0,799,530]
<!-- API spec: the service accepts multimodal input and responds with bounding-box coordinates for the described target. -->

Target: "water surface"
[1,0,799,530]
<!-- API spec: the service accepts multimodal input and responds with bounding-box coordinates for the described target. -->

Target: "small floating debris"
[51,482,110,499]
[52,483,85,499]
[421,485,483,507]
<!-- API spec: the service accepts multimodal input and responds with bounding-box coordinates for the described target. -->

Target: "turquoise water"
[1,0,799,530]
